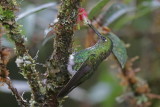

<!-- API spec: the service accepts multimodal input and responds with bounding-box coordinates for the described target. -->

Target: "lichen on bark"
[0,0,44,106]
[0,0,81,106]
[46,0,81,105]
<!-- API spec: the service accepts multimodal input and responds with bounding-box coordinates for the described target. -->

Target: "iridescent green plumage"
[73,36,112,71]
[57,24,113,98]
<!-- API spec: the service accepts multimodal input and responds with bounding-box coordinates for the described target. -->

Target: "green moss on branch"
[0,0,45,106]
[46,0,81,106]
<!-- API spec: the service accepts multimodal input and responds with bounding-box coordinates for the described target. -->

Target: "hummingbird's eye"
[101,36,107,41]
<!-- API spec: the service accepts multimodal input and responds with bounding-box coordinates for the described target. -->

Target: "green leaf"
[102,3,128,26]
[111,1,160,29]
[108,32,127,68]
[88,0,110,19]
[16,2,57,21]
[42,35,55,46]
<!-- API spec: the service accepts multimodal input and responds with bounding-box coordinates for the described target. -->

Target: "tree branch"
[0,0,45,106]
[5,78,28,107]
[45,0,81,106]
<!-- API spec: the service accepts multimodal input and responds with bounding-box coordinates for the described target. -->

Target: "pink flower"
[77,8,88,24]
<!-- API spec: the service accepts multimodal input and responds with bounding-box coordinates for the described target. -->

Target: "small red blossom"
[77,8,89,26]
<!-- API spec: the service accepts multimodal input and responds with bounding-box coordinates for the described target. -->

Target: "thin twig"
[0,1,44,105]
[5,78,29,107]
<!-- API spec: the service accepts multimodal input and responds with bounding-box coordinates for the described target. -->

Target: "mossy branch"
[1,0,81,106]
[0,0,44,106]
[45,0,81,106]
[5,78,29,106]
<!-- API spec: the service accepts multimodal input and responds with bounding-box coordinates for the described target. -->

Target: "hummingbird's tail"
[57,84,76,98]
[57,59,93,98]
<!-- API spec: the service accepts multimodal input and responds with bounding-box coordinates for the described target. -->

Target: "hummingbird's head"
[100,36,107,42]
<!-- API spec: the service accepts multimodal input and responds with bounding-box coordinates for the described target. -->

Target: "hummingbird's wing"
[57,54,95,98]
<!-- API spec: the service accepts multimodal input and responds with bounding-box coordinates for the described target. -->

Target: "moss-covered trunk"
[0,0,81,106]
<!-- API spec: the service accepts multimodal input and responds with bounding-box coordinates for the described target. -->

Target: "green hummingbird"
[57,23,113,98]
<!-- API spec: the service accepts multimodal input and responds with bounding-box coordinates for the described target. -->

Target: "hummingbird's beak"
[87,22,106,41]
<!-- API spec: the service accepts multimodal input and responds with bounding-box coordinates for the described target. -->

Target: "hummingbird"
[57,22,113,98]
